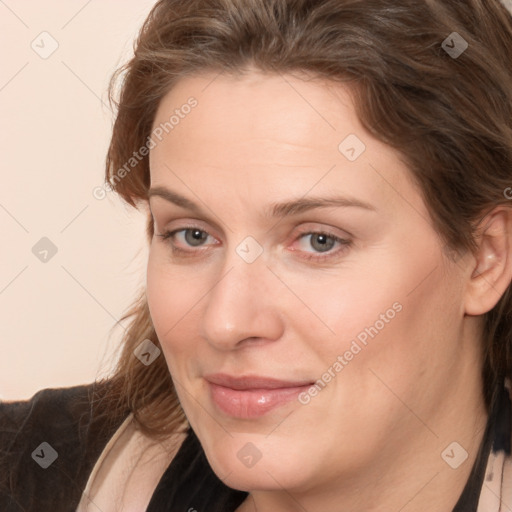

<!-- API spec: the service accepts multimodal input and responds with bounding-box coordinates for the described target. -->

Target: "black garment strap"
[452,381,511,511]
[146,426,248,512]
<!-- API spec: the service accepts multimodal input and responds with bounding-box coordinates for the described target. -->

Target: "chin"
[210,456,305,492]
[200,433,312,492]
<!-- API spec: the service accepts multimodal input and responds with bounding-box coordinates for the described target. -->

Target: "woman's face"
[146,69,479,493]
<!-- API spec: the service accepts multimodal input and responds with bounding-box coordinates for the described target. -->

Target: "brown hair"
[99,0,512,441]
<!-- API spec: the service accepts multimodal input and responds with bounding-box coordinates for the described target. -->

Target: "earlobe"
[464,207,512,316]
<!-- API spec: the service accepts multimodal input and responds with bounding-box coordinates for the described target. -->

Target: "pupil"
[187,229,205,246]
[313,234,333,252]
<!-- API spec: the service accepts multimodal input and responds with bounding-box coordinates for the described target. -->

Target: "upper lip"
[204,373,314,390]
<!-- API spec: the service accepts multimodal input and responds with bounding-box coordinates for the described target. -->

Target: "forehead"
[149,70,427,221]
[152,69,361,153]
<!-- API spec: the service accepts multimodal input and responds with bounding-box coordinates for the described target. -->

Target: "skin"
[145,68,512,511]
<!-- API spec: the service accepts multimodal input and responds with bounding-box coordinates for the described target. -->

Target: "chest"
[76,414,187,511]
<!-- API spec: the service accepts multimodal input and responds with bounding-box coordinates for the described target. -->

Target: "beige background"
[0,0,158,400]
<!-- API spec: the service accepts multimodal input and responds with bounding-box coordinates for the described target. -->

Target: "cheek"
[146,254,196,350]
[147,246,199,326]
[341,269,464,394]
[281,263,404,357]
[146,256,173,333]
[309,256,457,378]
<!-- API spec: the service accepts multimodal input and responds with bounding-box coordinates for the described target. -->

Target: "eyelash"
[156,225,352,262]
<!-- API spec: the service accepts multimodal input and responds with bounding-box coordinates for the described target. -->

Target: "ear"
[464,206,512,316]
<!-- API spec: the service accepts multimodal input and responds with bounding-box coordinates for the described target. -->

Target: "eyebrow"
[147,186,376,218]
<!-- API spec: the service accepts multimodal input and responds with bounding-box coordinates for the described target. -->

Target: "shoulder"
[0,381,131,512]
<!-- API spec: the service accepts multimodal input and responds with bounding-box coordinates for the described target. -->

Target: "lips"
[204,373,313,390]
[204,373,315,419]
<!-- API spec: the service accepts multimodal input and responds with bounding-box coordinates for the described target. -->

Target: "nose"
[199,249,284,351]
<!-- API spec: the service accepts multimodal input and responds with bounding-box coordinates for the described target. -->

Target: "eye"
[292,230,352,262]
[156,226,352,262]
[156,226,215,256]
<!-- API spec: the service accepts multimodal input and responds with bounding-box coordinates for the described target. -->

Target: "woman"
[1,0,512,511]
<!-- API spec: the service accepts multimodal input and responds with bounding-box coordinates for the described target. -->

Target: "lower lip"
[207,381,312,419]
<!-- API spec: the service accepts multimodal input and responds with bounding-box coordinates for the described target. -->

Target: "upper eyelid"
[150,205,358,240]
[150,207,226,237]
[155,214,354,237]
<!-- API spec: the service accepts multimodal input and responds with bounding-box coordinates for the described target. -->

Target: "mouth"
[204,373,315,419]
